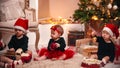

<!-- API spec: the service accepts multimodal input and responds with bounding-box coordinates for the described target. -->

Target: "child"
[0,55,15,68]
[34,25,75,61]
[8,18,32,65]
[91,23,119,66]
[0,39,14,68]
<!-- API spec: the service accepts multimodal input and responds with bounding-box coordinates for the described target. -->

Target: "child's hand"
[9,48,15,51]
[91,30,97,37]
[55,43,60,47]
[16,48,23,55]
[92,37,97,43]
[50,43,60,50]
[50,43,58,50]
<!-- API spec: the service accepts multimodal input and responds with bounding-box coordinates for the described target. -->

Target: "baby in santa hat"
[90,23,119,67]
[7,18,32,68]
[34,25,75,61]
[0,33,15,68]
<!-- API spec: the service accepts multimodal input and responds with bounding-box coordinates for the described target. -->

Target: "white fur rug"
[16,53,84,68]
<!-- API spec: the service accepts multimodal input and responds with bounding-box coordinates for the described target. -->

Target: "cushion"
[0,0,25,21]
[0,0,38,29]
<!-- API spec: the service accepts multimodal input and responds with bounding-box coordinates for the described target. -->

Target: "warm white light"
[91,15,98,20]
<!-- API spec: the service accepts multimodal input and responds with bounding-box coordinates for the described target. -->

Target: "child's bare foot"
[34,57,41,61]
[59,54,66,60]
[34,56,46,61]
[51,58,57,61]
[14,60,23,65]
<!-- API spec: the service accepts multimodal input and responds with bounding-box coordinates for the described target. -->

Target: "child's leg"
[34,55,47,61]
[0,62,4,68]
[51,54,66,61]
[58,54,66,60]
[0,56,13,63]
[26,50,32,55]
[102,56,110,64]
[100,56,110,67]
[4,62,14,68]
[0,61,14,68]
[0,55,15,68]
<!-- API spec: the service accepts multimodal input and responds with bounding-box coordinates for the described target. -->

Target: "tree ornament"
[107,3,112,9]
[113,5,118,10]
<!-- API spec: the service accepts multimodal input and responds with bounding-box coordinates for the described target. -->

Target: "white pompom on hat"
[102,23,119,38]
[14,18,28,33]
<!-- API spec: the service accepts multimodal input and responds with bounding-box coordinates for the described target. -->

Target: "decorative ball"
[113,5,118,10]
[107,3,112,9]
[50,43,57,50]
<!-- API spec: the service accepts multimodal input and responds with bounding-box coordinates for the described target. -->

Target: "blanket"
[16,53,84,68]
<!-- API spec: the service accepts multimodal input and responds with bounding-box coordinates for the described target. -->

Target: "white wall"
[49,0,79,18]
[29,0,38,21]
[30,0,79,20]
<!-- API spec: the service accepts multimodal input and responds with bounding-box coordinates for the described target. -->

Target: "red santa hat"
[14,18,28,33]
[102,23,119,38]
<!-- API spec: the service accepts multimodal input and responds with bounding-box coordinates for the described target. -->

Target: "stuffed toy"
[15,49,32,64]
[21,53,32,63]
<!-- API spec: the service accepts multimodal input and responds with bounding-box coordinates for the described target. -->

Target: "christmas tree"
[73,0,120,23]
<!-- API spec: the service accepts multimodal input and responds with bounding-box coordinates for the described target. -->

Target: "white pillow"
[0,0,25,21]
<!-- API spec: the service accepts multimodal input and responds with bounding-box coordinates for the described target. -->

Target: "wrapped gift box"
[81,58,101,68]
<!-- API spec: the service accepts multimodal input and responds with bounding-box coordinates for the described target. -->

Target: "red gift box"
[81,58,101,68]
[81,62,100,68]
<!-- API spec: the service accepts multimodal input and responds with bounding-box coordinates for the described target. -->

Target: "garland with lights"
[73,0,120,23]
